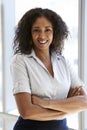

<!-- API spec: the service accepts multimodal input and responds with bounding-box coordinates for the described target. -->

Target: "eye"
[32,29,40,33]
[45,28,52,32]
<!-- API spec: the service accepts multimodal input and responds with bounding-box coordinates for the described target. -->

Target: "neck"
[34,48,54,77]
[34,49,51,61]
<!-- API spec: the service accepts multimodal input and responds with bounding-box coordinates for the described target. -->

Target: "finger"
[71,87,78,94]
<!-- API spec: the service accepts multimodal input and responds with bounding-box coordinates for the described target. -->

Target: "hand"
[67,86,87,98]
[67,87,80,97]
[79,87,87,95]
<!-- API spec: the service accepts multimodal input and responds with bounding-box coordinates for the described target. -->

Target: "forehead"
[32,16,52,27]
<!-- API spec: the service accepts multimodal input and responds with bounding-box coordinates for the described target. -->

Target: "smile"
[38,40,48,44]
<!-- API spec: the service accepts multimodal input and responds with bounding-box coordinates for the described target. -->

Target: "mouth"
[38,39,48,44]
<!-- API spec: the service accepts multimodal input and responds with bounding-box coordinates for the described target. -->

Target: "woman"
[11,8,87,130]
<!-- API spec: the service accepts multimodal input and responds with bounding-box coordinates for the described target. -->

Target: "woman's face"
[31,16,53,51]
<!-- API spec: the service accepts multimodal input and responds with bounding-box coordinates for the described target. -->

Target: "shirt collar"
[25,49,63,78]
[25,49,62,60]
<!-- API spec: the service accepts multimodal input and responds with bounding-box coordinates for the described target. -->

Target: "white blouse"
[10,50,84,100]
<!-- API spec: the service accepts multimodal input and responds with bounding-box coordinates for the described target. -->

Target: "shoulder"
[11,53,32,63]
[54,51,73,69]
[11,53,24,64]
[10,53,30,69]
[11,53,34,69]
[54,51,67,63]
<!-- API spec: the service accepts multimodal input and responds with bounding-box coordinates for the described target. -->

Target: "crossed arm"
[32,86,87,114]
[14,86,87,121]
[14,92,67,121]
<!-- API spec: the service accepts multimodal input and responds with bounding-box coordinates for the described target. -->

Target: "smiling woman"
[10,7,87,130]
[11,8,69,130]
[2,0,87,130]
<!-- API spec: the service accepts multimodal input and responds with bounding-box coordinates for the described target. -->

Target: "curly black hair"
[13,8,69,54]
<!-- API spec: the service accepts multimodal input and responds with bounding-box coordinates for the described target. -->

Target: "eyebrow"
[32,26,53,29]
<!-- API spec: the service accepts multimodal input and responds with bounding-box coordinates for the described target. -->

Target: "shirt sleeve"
[66,59,85,87]
[10,54,31,94]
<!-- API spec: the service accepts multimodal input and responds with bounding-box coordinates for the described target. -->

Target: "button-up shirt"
[10,50,84,100]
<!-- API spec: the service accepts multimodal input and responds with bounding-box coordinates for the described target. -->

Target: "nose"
[38,31,46,39]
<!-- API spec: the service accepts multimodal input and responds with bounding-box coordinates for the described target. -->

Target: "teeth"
[38,40,47,44]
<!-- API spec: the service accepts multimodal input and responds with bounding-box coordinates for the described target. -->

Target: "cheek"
[32,34,37,41]
[49,34,53,41]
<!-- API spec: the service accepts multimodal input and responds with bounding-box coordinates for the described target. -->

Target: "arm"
[14,92,67,121]
[32,87,87,114]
